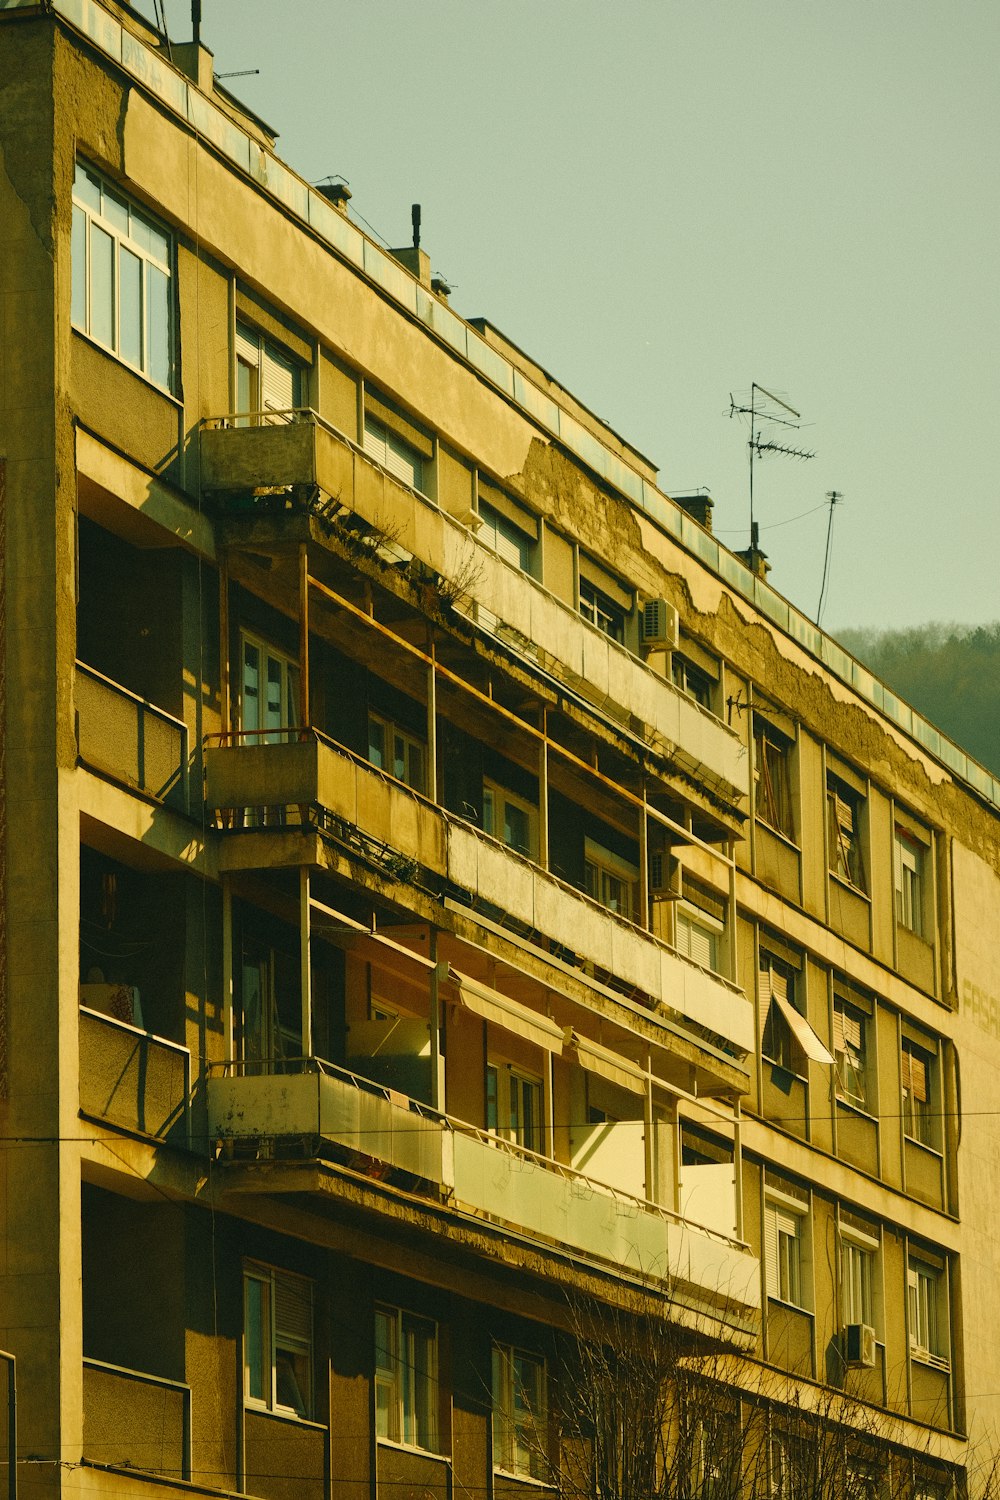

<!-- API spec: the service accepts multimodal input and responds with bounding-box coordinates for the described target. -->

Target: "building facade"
[2,3,1000,1498]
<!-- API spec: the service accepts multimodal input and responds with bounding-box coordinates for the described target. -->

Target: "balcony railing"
[204,730,753,1058]
[83,1357,191,1479]
[79,1006,190,1144]
[76,660,189,811]
[200,412,748,807]
[207,1059,759,1339]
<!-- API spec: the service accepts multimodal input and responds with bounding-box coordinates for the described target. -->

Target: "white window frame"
[833,996,868,1111]
[894,825,925,936]
[492,1342,547,1481]
[901,1039,935,1147]
[72,160,174,390]
[368,711,426,794]
[764,1193,808,1309]
[482,778,538,860]
[907,1260,943,1361]
[671,652,714,712]
[486,1061,544,1155]
[584,838,639,921]
[235,317,304,425]
[828,774,867,891]
[578,577,626,642]
[374,1304,439,1452]
[243,1262,313,1419]
[239,631,300,743]
[754,717,795,840]
[675,900,723,973]
[841,1226,879,1331]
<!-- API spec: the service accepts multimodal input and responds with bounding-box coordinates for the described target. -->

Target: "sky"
[148,1,999,632]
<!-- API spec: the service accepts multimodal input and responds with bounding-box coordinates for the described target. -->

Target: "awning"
[771,991,834,1065]
[564,1029,647,1095]
[448,968,564,1054]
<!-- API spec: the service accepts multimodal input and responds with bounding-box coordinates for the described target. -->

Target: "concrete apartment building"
[3,2,1000,1497]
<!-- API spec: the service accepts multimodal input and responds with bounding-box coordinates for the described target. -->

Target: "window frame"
[907,1258,945,1362]
[238,631,301,744]
[578,576,626,643]
[901,1038,936,1148]
[482,778,538,860]
[368,710,427,794]
[491,1342,547,1481]
[833,994,869,1112]
[374,1303,439,1452]
[243,1262,313,1419]
[764,1193,809,1310]
[235,317,305,425]
[363,411,425,493]
[583,837,639,921]
[478,499,535,575]
[753,716,795,841]
[827,772,867,892]
[760,951,799,1074]
[71,161,175,391]
[486,1061,544,1155]
[840,1227,879,1332]
[894,823,926,937]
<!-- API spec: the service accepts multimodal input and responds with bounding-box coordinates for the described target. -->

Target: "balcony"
[204,733,754,1058]
[200,413,748,808]
[76,661,189,811]
[79,1006,190,1144]
[206,1061,760,1340]
[83,1358,191,1479]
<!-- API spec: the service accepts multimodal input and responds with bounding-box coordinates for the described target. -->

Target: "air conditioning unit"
[843,1323,876,1368]
[649,851,683,900]
[640,597,679,651]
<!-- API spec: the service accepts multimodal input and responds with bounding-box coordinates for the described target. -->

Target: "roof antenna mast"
[192,0,201,48]
[729,382,815,550]
[412,203,421,252]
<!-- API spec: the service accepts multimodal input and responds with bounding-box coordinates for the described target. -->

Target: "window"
[239,633,300,743]
[754,718,794,839]
[671,652,713,711]
[828,774,866,891]
[368,712,426,794]
[579,577,625,643]
[482,779,537,860]
[908,1259,944,1361]
[363,412,424,491]
[492,1343,547,1480]
[479,501,534,573]
[894,825,924,935]
[764,1196,807,1308]
[675,900,724,973]
[235,319,304,424]
[833,995,868,1110]
[72,162,174,389]
[240,933,301,1070]
[901,1039,935,1147]
[487,1063,543,1154]
[760,952,797,1072]
[375,1305,438,1451]
[841,1231,877,1329]
[244,1263,312,1418]
[769,1437,794,1500]
[584,838,638,920]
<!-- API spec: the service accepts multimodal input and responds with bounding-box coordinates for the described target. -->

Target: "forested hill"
[835,623,1000,777]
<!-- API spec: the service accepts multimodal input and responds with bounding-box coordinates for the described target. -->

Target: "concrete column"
[427,643,438,802]
[299,869,312,1059]
[538,709,549,869]
[298,544,309,729]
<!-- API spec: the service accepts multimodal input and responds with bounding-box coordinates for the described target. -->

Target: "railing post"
[300,869,312,1059]
[219,553,230,738]
[427,640,438,803]
[0,1351,15,1500]
[299,544,310,728]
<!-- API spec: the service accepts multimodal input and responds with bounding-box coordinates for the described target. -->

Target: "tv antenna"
[729,383,815,548]
[816,490,843,626]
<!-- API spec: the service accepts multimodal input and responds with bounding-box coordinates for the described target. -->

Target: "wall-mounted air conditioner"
[843,1323,876,1368]
[649,851,683,900]
[640,597,680,651]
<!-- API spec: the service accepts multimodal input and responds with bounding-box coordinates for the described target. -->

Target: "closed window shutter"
[275,1273,311,1344]
[843,1009,862,1051]
[261,342,298,419]
[679,910,716,970]
[363,416,388,466]
[236,320,259,369]
[764,1204,779,1298]
[907,1049,928,1103]
[759,957,788,1029]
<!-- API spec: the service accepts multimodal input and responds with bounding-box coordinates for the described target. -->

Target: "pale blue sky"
[151,1,999,631]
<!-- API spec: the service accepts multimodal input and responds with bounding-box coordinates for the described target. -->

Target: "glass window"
[244,1263,312,1418]
[764,1198,806,1308]
[841,1234,876,1329]
[482,779,537,860]
[760,952,797,1072]
[486,1063,543,1154]
[894,825,925,935]
[671,652,713,711]
[584,839,638,921]
[375,1305,438,1451]
[754,717,794,839]
[368,712,426,793]
[235,318,304,425]
[834,996,868,1109]
[675,902,723,972]
[902,1039,935,1147]
[828,774,866,890]
[908,1260,944,1359]
[71,161,174,390]
[492,1343,546,1481]
[479,500,533,573]
[239,633,300,743]
[579,577,625,642]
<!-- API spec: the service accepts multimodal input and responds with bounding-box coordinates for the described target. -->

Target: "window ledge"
[377,1437,449,1461]
[243,1402,326,1431]
[767,1294,813,1318]
[835,1094,878,1125]
[755,819,800,852]
[829,872,871,904]
[763,1056,807,1085]
[903,1133,944,1161]
[492,1469,557,1491]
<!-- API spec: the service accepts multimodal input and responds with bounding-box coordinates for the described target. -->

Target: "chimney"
[673,491,714,533]
[172,40,214,91]
[318,182,352,215]
[736,522,771,580]
[390,202,432,288]
[431,276,452,304]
